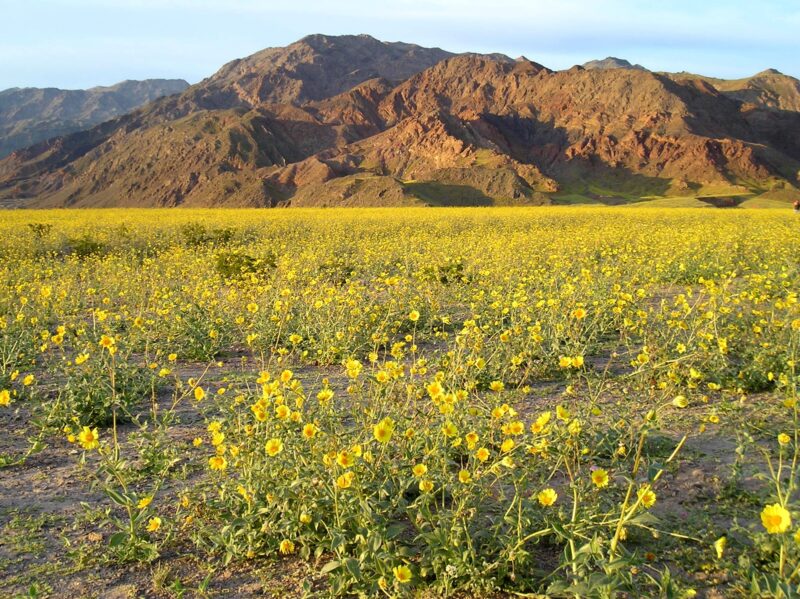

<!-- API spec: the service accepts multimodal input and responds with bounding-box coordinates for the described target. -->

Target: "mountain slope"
[1,35,799,207]
[0,79,189,158]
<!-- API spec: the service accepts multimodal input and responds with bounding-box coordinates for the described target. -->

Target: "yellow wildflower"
[78,426,100,450]
[761,504,791,534]
[537,488,558,507]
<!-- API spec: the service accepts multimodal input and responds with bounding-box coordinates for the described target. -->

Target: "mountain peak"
[513,56,550,72]
[755,68,784,77]
[201,35,454,106]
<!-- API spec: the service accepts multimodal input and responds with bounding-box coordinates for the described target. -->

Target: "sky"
[2,0,799,90]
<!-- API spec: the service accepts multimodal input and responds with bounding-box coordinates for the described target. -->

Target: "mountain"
[582,57,647,71]
[1,34,798,208]
[0,79,189,158]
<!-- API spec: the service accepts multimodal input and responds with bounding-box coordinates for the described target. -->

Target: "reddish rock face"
[1,35,799,207]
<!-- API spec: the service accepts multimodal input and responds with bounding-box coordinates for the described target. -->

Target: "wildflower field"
[1,207,799,598]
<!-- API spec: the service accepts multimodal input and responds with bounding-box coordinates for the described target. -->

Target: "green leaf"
[344,557,361,578]
[106,488,130,507]
[108,531,129,547]
[386,523,405,539]
[320,560,341,574]
[627,512,660,526]
[198,571,213,591]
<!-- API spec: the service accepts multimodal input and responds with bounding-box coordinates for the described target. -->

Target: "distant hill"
[663,69,800,112]
[585,60,800,113]
[582,57,647,71]
[0,79,189,157]
[0,35,798,207]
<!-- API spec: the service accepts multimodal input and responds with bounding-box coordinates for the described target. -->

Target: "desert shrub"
[27,223,53,239]
[214,249,276,280]
[180,223,238,247]
[58,347,156,427]
[420,258,468,284]
[65,233,105,258]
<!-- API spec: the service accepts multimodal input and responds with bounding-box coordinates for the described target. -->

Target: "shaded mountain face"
[0,79,189,158]
[1,34,799,208]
